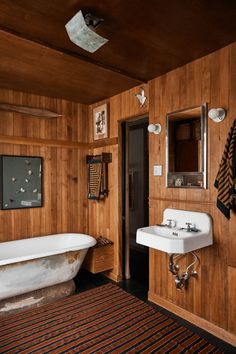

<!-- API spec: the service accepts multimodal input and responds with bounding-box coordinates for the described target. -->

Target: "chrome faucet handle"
[185,222,192,230]
[167,219,176,228]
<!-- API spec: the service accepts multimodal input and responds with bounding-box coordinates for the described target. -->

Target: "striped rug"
[0,283,222,353]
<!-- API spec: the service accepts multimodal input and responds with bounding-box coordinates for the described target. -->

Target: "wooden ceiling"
[0,0,236,104]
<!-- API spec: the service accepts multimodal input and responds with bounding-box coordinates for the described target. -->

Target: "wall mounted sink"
[136,208,213,254]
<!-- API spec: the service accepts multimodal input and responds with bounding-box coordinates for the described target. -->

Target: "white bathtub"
[0,233,96,302]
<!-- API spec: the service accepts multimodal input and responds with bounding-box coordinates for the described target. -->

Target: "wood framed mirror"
[166,103,207,188]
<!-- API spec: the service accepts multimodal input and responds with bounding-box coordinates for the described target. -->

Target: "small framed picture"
[93,103,108,140]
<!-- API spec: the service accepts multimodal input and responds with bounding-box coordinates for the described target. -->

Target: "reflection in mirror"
[166,104,207,188]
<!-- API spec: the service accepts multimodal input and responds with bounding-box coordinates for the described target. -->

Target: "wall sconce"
[147,123,162,135]
[135,87,147,107]
[208,108,226,123]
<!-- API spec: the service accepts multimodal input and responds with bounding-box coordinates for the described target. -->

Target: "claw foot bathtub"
[0,233,96,316]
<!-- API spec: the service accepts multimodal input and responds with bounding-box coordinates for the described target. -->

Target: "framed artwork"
[0,155,43,210]
[93,103,108,140]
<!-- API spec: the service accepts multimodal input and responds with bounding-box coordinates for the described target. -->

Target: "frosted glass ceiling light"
[65,10,108,53]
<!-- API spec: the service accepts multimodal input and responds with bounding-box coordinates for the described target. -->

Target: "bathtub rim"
[0,233,96,266]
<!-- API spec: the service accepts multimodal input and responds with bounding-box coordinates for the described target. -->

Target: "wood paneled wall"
[148,44,236,343]
[1,44,235,343]
[0,89,88,141]
[0,89,89,241]
[88,84,149,280]
[88,45,236,343]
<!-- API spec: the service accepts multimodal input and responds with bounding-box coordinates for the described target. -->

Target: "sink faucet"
[166,219,176,228]
[185,222,192,231]
[179,222,200,232]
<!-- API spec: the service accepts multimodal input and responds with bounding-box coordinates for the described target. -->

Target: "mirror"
[166,103,207,188]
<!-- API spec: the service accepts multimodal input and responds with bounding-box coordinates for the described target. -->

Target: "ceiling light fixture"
[65,10,108,53]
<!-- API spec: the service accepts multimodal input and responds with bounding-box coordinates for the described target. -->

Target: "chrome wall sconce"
[208,108,226,123]
[147,123,162,135]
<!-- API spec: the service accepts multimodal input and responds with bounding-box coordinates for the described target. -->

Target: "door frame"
[119,115,149,280]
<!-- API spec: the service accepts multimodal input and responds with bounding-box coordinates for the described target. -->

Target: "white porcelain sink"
[136,208,213,254]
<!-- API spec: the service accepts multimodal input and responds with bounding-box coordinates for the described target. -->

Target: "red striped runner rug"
[0,283,222,353]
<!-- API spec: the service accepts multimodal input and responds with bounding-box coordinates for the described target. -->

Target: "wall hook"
[135,87,147,107]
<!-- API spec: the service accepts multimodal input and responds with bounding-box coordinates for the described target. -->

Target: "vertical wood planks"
[0,90,89,242]
[0,42,235,339]
[148,44,235,335]
[88,84,149,280]
[88,43,236,337]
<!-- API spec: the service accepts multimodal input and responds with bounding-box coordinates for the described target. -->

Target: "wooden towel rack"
[86,153,112,200]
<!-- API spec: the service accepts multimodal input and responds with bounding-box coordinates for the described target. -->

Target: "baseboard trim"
[103,270,122,282]
[148,291,236,347]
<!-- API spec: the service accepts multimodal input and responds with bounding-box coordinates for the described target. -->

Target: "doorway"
[121,117,149,288]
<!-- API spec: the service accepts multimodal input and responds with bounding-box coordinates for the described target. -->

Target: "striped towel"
[214,119,236,218]
[88,163,102,200]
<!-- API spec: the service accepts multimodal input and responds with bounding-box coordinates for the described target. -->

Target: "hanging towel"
[88,163,102,200]
[86,153,111,201]
[214,119,236,218]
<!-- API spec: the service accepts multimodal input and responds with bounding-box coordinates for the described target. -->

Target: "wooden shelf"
[0,134,88,149]
[0,134,118,150]
[91,137,118,149]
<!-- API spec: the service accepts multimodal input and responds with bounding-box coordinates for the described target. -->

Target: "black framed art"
[0,155,43,210]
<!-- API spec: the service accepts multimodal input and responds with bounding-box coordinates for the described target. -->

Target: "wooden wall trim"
[104,270,123,282]
[0,134,89,149]
[90,137,118,149]
[148,291,236,346]
[149,197,214,206]
[0,135,118,150]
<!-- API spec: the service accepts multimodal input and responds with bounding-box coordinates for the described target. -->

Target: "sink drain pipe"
[169,252,199,289]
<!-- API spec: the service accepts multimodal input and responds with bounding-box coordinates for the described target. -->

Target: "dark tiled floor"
[75,269,235,354]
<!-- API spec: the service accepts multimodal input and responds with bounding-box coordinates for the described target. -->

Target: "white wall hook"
[135,88,147,107]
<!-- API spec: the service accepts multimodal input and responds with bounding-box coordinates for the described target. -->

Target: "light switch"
[154,165,162,176]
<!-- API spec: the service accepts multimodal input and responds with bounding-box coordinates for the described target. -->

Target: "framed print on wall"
[0,155,43,210]
[93,103,108,140]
